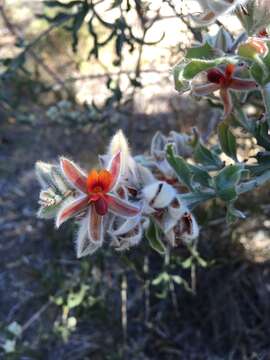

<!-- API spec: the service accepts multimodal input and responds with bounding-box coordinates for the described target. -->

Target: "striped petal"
[60,157,87,194]
[107,194,141,218]
[107,151,122,191]
[56,195,89,228]
[76,215,101,258]
[192,83,220,96]
[220,88,233,118]
[88,205,104,243]
[229,78,258,91]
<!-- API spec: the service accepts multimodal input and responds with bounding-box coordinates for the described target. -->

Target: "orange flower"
[56,151,141,246]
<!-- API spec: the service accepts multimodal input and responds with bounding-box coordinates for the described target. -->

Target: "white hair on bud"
[142,181,176,209]
[108,130,135,178]
[35,161,54,189]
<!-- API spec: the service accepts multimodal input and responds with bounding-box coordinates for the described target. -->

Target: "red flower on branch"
[192,64,258,118]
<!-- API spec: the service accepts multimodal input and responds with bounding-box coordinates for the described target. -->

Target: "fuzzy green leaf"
[226,203,245,224]
[146,220,166,255]
[166,144,194,191]
[214,164,245,201]
[186,42,216,60]
[193,140,223,170]
[218,122,237,161]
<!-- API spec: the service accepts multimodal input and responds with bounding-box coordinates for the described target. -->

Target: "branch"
[0,4,71,95]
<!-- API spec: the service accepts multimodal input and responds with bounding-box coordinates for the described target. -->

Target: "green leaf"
[250,62,265,85]
[180,257,193,269]
[166,144,194,191]
[178,191,215,209]
[146,220,166,255]
[67,285,89,309]
[182,56,238,80]
[186,42,216,60]
[218,122,237,161]
[193,138,223,170]
[173,62,190,92]
[188,164,212,188]
[214,164,245,201]
[253,121,270,150]
[226,203,245,224]
[152,272,170,285]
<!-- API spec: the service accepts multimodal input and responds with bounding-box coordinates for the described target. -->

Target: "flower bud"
[108,130,135,178]
[142,181,176,209]
[238,38,268,58]
[166,211,199,246]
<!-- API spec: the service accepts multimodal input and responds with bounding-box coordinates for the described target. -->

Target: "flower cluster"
[36,131,199,257]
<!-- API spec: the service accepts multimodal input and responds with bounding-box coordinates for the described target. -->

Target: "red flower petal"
[60,158,87,194]
[88,206,103,243]
[87,169,99,193]
[229,78,258,91]
[107,194,140,218]
[98,170,113,192]
[193,83,220,96]
[56,195,89,228]
[94,196,108,216]
[207,68,224,84]
[225,64,235,80]
[220,88,233,118]
[107,151,122,190]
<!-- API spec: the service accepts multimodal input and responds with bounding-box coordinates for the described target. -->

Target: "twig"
[21,298,53,333]
[0,4,71,95]
[121,274,127,351]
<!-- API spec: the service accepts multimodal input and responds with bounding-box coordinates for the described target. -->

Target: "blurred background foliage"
[1,1,270,359]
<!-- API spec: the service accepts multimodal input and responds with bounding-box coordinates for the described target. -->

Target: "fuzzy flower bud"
[238,38,268,59]
[142,181,176,209]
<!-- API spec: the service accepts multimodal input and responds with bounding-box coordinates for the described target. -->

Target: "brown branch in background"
[0,3,72,95]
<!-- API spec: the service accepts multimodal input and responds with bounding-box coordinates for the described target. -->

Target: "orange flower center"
[87,169,112,195]
[86,169,113,216]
